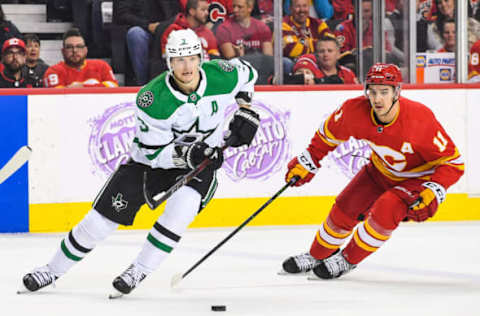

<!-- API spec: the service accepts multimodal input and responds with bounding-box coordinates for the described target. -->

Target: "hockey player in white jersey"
[19,29,259,296]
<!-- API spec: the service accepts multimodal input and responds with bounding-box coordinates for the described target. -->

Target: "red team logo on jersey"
[209,1,227,23]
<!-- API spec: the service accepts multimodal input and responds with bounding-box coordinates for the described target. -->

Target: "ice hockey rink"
[2,222,480,316]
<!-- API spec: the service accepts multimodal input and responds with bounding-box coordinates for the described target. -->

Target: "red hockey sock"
[310,204,357,259]
[342,191,405,264]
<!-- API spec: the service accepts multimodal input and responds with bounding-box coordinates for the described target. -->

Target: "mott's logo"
[223,101,290,181]
[440,68,452,81]
[325,137,372,179]
[88,102,136,178]
[416,55,427,68]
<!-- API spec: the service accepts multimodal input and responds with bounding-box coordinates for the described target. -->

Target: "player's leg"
[20,161,148,293]
[312,188,408,279]
[281,164,385,274]
[112,168,217,295]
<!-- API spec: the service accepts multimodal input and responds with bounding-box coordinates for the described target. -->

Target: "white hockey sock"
[134,186,201,275]
[48,209,118,277]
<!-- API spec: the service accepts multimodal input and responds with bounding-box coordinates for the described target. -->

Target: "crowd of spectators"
[1,0,480,87]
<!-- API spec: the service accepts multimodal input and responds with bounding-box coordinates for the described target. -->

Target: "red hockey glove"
[285,151,319,187]
[394,182,446,222]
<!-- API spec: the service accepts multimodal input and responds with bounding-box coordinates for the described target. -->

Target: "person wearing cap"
[285,37,358,85]
[280,63,464,280]
[0,37,42,88]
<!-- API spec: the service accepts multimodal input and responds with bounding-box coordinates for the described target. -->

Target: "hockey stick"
[0,146,32,184]
[170,176,299,288]
[143,137,237,210]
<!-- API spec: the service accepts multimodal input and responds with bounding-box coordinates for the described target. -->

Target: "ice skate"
[309,251,356,280]
[17,265,57,294]
[278,252,322,275]
[109,264,146,299]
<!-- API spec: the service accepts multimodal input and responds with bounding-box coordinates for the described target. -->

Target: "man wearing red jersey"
[468,39,480,82]
[161,0,220,60]
[280,63,464,279]
[43,28,118,88]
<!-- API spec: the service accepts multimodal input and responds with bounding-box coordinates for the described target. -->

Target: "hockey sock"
[48,209,118,277]
[342,191,404,264]
[134,186,201,275]
[310,204,355,259]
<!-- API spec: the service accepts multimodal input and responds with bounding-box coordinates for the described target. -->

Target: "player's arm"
[224,59,260,148]
[402,120,464,222]
[286,102,350,186]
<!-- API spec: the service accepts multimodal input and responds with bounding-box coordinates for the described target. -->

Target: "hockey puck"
[211,305,226,312]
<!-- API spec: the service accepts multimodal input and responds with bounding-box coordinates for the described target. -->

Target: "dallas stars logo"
[172,117,217,142]
[112,193,128,212]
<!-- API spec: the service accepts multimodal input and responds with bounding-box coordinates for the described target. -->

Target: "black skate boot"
[19,265,58,293]
[311,250,356,279]
[110,264,146,298]
[280,252,322,274]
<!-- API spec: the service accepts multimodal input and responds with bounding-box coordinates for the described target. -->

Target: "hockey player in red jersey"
[281,63,464,279]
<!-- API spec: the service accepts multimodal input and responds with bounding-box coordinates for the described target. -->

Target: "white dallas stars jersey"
[130,59,257,169]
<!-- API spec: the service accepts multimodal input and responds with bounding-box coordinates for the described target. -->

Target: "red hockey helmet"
[365,63,402,88]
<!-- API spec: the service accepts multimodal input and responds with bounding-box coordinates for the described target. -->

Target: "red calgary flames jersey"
[43,59,118,88]
[468,40,480,80]
[307,95,464,189]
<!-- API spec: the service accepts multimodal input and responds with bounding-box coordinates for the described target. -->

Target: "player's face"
[62,36,88,67]
[366,84,399,122]
[291,0,309,24]
[171,55,201,84]
[2,47,26,72]
[25,41,40,63]
[317,40,339,69]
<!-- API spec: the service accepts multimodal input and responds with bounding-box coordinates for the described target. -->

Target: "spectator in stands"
[150,0,218,78]
[437,18,455,52]
[331,0,354,21]
[335,0,391,54]
[43,28,118,88]
[118,0,180,85]
[23,34,49,87]
[0,5,23,48]
[284,36,358,85]
[160,0,219,60]
[0,38,41,88]
[216,0,272,58]
[283,0,333,20]
[216,0,274,83]
[282,0,333,60]
[419,0,455,52]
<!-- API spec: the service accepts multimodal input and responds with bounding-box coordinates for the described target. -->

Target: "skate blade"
[16,283,31,294]
[108,290,124,299]
[277,270,310,276]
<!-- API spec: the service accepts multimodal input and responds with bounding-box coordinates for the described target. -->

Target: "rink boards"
[0,85,479,232]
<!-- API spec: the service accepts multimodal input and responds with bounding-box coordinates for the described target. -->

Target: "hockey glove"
[185,142,224,170]
[225,107,260,147]
[394,182,446,222]
[285,151,319,187]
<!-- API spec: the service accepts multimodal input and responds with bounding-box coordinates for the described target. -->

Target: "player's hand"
[225,107,260,148]
[186,142,224,170]
[285,151,319,187]
[395,182,446,222]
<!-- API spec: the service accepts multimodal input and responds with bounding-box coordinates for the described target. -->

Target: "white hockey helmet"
[165,29,204,72]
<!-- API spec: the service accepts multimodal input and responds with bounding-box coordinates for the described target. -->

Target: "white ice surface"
[2,222,480,316]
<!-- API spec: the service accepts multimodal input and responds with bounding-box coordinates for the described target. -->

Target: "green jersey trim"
[203,61,239,97]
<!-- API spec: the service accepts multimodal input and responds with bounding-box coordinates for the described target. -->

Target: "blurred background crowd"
[0,0,479,87]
